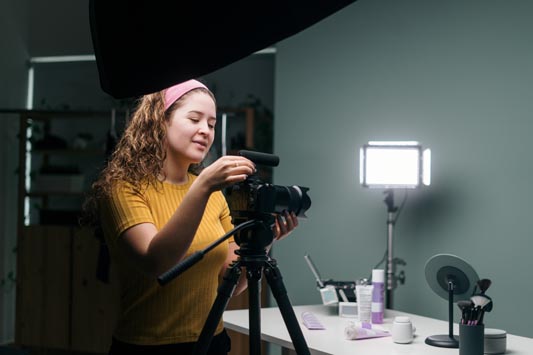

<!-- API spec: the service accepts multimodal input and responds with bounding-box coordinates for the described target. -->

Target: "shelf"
[20,110,112,121]
[32,148,105,156]
[26,191,86,197]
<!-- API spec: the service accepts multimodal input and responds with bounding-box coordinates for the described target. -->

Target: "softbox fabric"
[89,0,357,99]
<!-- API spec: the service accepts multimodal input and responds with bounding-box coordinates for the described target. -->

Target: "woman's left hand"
[273,211,299,241]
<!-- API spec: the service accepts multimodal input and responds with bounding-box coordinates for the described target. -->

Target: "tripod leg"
[247,266,263,355]
[264,260,311,355]
[194,261,242,355]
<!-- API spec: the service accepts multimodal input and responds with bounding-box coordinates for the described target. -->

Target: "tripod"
[158,215,311,355]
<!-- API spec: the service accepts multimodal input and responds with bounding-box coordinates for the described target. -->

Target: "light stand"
[384,189,400,309]
[360,141,430,309]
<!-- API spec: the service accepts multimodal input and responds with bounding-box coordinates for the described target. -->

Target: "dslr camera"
[225,150,311,218]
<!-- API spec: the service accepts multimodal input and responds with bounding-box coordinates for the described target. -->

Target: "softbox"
[89,0,357,99]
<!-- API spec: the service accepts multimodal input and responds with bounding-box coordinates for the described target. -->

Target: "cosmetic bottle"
[371,269,385,324]
[355,282,373,323]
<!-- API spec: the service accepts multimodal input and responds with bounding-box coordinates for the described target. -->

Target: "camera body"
[225,150,311,218]
[226,175,310,218]
[224,151,311,250]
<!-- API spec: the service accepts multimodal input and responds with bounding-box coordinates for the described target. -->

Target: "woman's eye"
[208,123,215,129]
[189,117,200,122]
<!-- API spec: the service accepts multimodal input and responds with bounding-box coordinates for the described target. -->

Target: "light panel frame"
[360,141,431,189]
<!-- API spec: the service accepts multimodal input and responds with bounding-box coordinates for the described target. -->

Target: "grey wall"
[0,0,30,344]
[1,0,29,107]
[271,0,533,337]
[28,0,93,57]
[31,55,275,113]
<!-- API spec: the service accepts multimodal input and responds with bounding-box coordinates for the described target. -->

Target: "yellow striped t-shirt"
[99,173,234,345]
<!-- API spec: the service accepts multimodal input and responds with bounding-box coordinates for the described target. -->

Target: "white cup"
[392,316,416,344]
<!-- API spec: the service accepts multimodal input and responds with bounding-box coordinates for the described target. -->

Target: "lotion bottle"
[371,269,385,324]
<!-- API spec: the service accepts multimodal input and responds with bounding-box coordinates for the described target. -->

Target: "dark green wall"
[272,0,533,337]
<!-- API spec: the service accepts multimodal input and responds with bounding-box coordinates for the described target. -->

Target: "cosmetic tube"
[344,323,390,340]
[356,284,373,323]
[371,269,385,324]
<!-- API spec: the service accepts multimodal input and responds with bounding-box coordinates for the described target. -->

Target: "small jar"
[392,316,415,344]
[484,328,507,354]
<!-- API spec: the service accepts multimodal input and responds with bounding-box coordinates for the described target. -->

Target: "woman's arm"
[118,156,255,278]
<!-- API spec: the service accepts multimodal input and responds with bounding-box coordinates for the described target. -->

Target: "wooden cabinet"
[16,226,119,353]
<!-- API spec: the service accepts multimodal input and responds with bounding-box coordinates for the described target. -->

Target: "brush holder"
[459,324,484,355]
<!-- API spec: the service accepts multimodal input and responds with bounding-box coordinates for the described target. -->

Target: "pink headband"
[164,79,208,111]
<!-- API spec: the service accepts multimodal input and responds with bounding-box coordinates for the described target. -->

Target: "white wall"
[272,0,533,338]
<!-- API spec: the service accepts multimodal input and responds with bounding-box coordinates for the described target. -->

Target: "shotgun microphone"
[238,150,279,167]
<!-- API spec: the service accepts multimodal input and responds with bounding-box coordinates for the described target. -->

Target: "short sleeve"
[99,183,155,242]
[217,191,235,243]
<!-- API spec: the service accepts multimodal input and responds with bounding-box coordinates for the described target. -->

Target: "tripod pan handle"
[157,251,204,286]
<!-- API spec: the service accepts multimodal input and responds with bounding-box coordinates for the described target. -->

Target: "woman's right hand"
[197,155,256,192]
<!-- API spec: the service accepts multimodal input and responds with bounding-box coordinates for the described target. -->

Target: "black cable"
[393,189,408,223]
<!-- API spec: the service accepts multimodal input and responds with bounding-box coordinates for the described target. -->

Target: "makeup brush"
[471,294,491,309]
[477,279,492,294]
[457,299,474,324]
[478,300,493,325]
[482,295,493,312]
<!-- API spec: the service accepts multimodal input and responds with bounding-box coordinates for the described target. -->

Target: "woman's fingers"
[274,211,298,241]
[222,156,255,180]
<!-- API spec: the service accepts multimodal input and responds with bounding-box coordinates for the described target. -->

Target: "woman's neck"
[162,159,190,185]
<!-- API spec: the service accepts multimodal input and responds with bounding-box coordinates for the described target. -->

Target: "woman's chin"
[190,155,206,164]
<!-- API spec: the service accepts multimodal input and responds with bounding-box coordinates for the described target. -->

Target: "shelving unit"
[15,110,121,354]
[17,110,114,227]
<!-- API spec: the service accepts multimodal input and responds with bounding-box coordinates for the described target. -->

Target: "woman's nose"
[198,121,210,134]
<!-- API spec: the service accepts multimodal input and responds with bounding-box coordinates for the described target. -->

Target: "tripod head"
[231,212,276,253]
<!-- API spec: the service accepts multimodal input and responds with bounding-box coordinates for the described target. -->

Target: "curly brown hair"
[80,86,215,228]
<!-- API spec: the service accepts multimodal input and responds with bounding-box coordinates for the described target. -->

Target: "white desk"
[223,304,533,355]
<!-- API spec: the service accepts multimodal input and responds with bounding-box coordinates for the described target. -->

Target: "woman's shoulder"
[105,180,154,204]
[111,180,142,194]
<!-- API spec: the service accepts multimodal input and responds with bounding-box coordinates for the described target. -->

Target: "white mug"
[391,316,416,344]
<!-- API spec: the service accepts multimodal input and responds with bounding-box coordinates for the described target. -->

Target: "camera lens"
[272,185,311,218]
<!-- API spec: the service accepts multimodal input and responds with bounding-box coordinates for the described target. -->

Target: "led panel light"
[360,141,431,189]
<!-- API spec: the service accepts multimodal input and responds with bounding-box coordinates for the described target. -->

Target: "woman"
[83,79,298,354]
